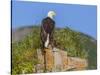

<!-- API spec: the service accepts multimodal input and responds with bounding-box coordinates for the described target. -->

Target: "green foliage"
[54,27,97,69]
[12,26,97,74]
[12,27,40,74]
[54,27,88,58]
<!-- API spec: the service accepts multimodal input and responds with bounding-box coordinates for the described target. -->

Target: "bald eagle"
[40,11,56,49]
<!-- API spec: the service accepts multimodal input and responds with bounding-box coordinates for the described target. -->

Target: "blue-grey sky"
[12,1,97,39]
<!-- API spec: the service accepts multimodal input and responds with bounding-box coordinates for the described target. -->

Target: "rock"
[36,49,44,73]
[36,47,88,72]
[53,48,63,71]
[60,50,68,71]
[67,57,88,70]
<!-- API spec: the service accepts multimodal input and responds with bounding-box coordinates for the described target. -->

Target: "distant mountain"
[12,26,39,42]
[12,26,96,43]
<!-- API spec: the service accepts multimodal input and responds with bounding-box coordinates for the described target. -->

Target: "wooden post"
[43,48,54,72]
[44,49,47,72]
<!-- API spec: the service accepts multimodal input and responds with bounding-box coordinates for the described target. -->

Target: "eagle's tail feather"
[45,34,49,48]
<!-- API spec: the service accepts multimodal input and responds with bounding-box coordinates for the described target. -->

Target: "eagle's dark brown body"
[40,17,55,49]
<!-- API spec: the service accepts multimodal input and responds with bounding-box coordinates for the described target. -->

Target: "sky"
[12,1,97,39]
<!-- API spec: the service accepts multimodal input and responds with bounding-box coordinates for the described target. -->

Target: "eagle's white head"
[47,11,56,19]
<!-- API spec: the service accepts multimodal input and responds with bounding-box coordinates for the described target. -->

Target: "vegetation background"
[12,26,97,74]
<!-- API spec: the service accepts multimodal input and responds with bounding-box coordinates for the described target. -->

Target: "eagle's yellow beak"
[53,12,56,16]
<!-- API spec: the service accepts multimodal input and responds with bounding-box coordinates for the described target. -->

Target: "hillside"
[12,26,97,74]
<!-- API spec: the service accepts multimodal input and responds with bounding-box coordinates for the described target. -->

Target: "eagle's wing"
[42,17,55,34]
